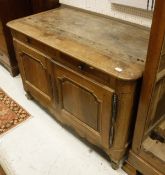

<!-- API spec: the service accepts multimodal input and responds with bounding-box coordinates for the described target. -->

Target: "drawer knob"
[25,37,31,43]
[78,65,84,70]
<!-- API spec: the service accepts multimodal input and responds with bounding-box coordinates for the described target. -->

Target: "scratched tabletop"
[8,6,150,80]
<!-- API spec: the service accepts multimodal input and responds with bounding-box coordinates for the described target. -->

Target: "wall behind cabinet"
[111,0,155,11]
[60,0,152,28]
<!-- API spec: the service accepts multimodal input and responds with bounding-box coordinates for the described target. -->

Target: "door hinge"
[110,93,118,147]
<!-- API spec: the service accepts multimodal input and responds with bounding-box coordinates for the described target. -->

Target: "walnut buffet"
[7,6,150,169]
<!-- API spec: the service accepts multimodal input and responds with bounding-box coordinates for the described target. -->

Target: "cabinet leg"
[10,69,19,77]
[25,92,33,100]
[111,161,120,170]
[122,161,142,175]
[0,165,6,175]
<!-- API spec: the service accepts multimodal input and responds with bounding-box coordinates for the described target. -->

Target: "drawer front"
[12,31,57,57]
[14,39,47,67]
[54,52,115,88]
[12,32,116,88]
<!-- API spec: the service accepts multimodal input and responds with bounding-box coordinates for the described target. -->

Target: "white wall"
[60,0,153,28]
[111,0,149,10]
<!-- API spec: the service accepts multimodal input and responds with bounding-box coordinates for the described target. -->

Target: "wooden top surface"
[7,6,150,80]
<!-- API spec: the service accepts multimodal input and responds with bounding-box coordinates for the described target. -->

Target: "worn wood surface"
[8,5,143,167]
[8,6,150,80]
[143,138,165,162]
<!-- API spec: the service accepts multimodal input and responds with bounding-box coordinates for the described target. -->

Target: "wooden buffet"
[7,6,150,169]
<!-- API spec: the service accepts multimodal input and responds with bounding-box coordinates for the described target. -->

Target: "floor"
[0,65,127,175]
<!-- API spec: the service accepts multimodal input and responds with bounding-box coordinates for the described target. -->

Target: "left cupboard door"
[14,40,54,109]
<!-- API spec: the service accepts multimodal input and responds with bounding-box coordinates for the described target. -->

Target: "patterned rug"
[0,88,30,135]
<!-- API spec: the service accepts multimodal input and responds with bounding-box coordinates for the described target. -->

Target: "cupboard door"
[53,61,114,149]
[14,41,53,107]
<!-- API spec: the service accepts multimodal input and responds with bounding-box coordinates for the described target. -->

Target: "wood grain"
[8,6,144,168]
[7,6,150,80]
